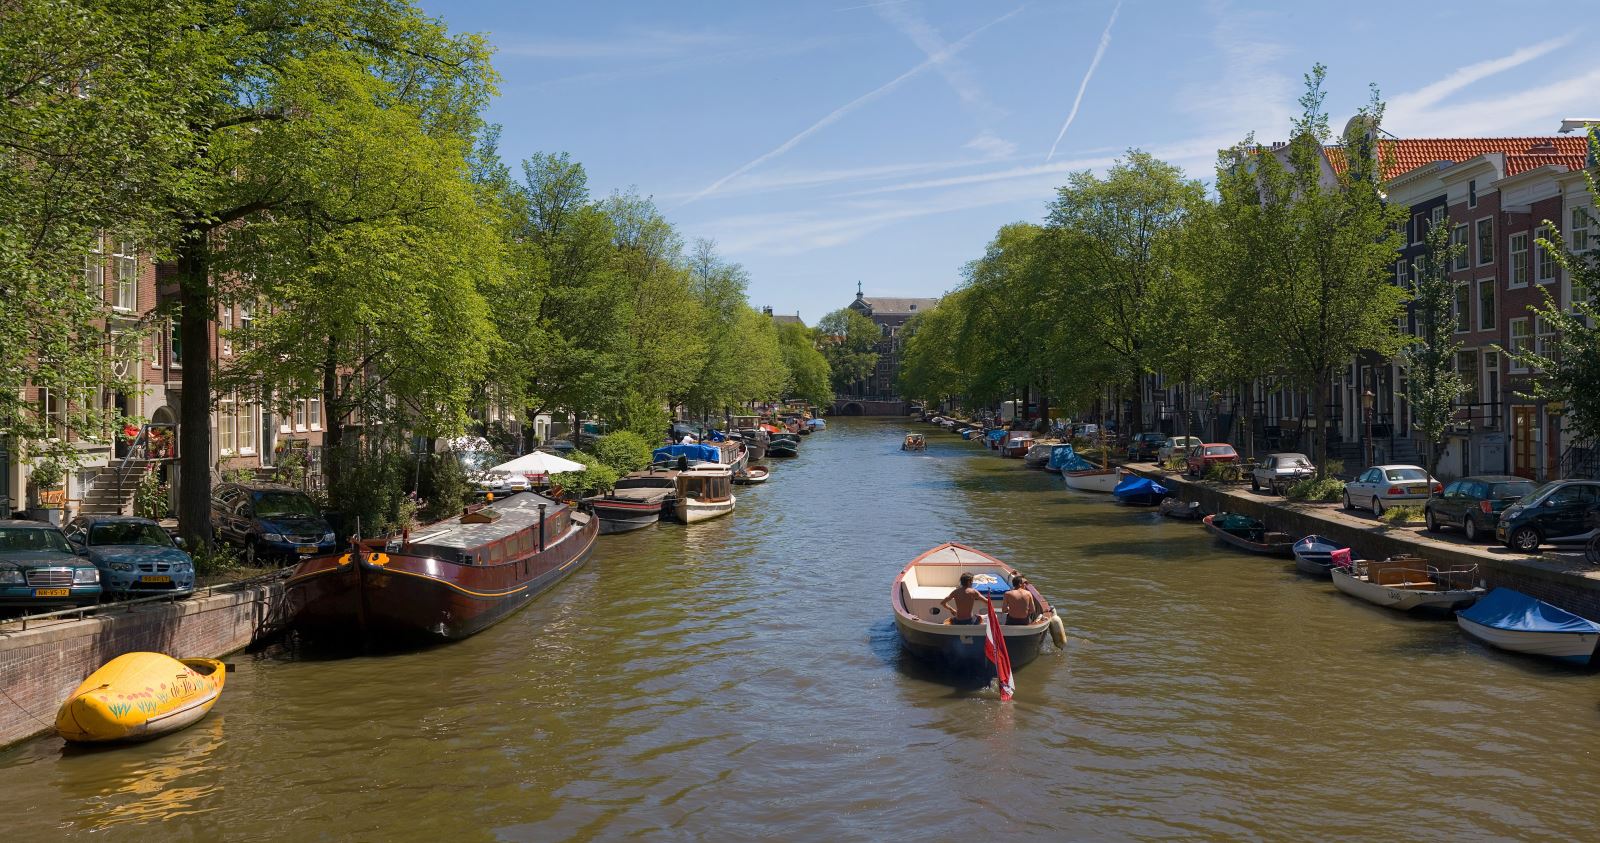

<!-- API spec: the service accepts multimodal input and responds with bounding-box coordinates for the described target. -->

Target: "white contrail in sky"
[1046,0,1122,163]
[681,6,1024,206]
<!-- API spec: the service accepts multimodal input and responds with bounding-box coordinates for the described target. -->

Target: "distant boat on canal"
[890,542,1065,677]
[1330,555,1483,613]
[1202,513,1295,558]
[286,491,597,642]
[767,432,800,458]
[902,433,926,451]
[1063,467,1121,493]
[1456,588,1600,665]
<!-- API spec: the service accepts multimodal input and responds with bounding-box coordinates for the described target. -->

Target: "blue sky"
[419,1,1594,322]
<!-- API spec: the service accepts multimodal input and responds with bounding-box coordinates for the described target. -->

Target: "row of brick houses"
[2,244,328,520]
[1140,121,1597,481]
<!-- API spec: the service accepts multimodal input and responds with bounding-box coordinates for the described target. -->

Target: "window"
[1411,257,1424,291]
[1509,232,1528,287]
[83,234,104,297]
[1456,349,1480,404]
[1468,180,1478,208]
[1476,278,1495,332]
[237,399,256,454]
[1451,224,1469,271]
[112,239,137,311]
[169,321,181,368]
[219,393,235,454]
[1535,316,1555,359]
[1483,350,1500,406]
[1535,225,1556,283]
[294,399,307,431]
[1574,207,1594,253]
[220,304,233,356]
[1431,206,1446,226]
[219,393,257,455]
[39,387,66,438]
[1453,283,1470,333]
[308,395,321,430]
[1412,213,1426,245]
[1395,260,1407,287]
[1508,319,1531,372]
[237,301,253,351]
[149,330,162,369]
[1476,218,1494,265]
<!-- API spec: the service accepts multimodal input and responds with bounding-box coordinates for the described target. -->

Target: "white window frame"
[1572,206,1594,254]
[1411,213,1426,245]
[1508,318,1531,373]
[111,239,137,312]
[83,233,104,298]
[294,399,308,431]
[1410,257,1424,292]
[1476,217,1494,266]
[1453,281,1471,333]
[1483,350,1500,410]
[1534,315,1555,361]
[1476,278,1495,332]
[168,320,181,369]
[237,399,257,455]
[220,304,234,356]
[1535,224,1557,283]
[219,393,236,455]
[1451,224,1469,271]
[308,395,322,431]
[1395,260,1406,288]
[1508,231,1528,288]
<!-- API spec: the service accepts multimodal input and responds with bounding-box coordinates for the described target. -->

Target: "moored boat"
[56,652,226,743]
[1202,513,1296,558]
[1291,534,1346,578]
[738,428,769,461]
[902,433,926,451]
[1158,497,1203,520]
[1001,432,1034,458]
[1331,555,1484,612]
[1022,442,1054,469]
[734,465,770,485]
[588,468,677,534]
[1046,443,1091,474]
[890,543,1065,677]
[674,464,736,523]
[1456,588,1600,665]
[767,433,800,458]
[1064,468,1121,493]
[1112,474,1170,506]
[287,491,597,642]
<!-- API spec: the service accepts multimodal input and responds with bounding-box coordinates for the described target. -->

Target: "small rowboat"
[1159,498,1202,520]
[1331,555,1483,613]
[1457,588,1600,665]
[734,465,770,485]
[56,652,226,743]
[1202,513,1295,558]
[891,543,1066,677]
[1291,534,1346,578]
[1063,468,1121,493]
[1113,474,1170,506]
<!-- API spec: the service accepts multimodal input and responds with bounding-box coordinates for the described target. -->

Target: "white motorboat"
[891,543,1066,676]
[673,464,736,523]
[1063,468,1121,493]
[1331,556,1483,612]
[1456,588,1600,665]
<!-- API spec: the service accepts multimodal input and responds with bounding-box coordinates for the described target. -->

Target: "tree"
[817,308,881,396]
[1242,66,1408,468]
[1507,126,1600,444]
[776,321,832,407]
[1401,209,1467,481]
[680,240,752,419]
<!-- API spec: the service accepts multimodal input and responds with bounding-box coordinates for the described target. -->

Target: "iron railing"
[0,565,291,632]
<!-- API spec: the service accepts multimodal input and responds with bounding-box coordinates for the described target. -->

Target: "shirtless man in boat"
[940,573,983,625]
[1003,575,1041,625]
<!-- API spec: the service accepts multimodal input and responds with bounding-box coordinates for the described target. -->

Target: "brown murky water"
[1,418,1595,840]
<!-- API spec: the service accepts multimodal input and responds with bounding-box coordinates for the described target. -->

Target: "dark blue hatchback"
[211,482,336,565]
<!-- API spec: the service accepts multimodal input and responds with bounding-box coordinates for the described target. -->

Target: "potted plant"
[30,457,66,525]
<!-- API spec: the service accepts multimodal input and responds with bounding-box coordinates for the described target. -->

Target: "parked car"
[1342,465,1442,515]
[1186,443,1239,477]
[211,482,336,565]
[1158,436,1203,465]
[0,519,101,609]
[1126,432,1167,462]
[1496,479,1600,552]
[65,516,196,598]
[1250,452,1314,495]
[1424,475,1538,542]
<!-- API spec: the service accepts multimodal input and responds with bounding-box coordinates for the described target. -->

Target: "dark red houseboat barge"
[285,492,597,642]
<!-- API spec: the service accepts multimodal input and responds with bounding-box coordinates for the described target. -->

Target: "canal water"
[1,418,1595,840]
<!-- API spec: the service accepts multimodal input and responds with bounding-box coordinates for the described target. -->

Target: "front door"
[1512,406,1538,479]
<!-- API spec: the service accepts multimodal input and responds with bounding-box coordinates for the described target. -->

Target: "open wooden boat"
[1202,513,1295,558]
[1064,468,1121,493]
[1291,534,1346,578]
[902,433,926,451]
[734,465,770,485]
[1158,497,1203,520]
[737,428,769,461]
[287,491,597,642]
[588,468,677,534]
[1022,443,1054,469]
[56,652,226,743]
[767,433,800,458]
[891,543,1065,676]
[674,464,736,523]
[1457,589,1600,665]
[1331,555,1483,612]
[1001,432,1034,458]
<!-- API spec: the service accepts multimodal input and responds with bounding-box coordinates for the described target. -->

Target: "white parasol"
[488,451,587,476]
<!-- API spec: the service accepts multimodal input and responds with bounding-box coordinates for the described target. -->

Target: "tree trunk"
[1312,374,1330,472]
[176,235,213,551]
[321,337,343,512]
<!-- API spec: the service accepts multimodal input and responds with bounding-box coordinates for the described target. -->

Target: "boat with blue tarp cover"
[984,429,1008,450]
[1456,588,1600,665]
[1113,474,1170,506]
[652,443,722,465]
[1047,444,1093,473]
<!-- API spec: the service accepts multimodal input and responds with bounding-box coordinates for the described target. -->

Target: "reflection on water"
[0,417,1596,840]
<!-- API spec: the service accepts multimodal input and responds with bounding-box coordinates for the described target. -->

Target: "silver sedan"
[1343,464,1442,515]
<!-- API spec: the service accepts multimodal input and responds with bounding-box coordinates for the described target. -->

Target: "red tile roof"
[1323,136,1590,180]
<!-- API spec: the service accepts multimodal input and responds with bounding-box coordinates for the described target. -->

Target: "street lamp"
[1362,389,1375,468]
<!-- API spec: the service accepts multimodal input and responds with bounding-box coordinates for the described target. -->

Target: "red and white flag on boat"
[1330,548,1352,570]
[982,597,1014,700]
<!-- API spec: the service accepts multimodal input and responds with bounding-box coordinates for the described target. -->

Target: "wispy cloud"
[842,155,1120,196]
[1389,35,1573,117]
[680,6,1024,206]
[965,131,1018,159]
[499,29,735,60]
[528,36,843,89]
[662,157,1019,200]
[1046,0,1122,162]
[1384,35,1587,136]
[875,2,1006,126]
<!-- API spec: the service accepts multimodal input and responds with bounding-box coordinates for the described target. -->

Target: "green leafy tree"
[1507,126,1600,444]
[593,431,655,474]
[777,321,832,407]
[1402,209,1467,480]
[817,307,881,396]
[680,240,751,419]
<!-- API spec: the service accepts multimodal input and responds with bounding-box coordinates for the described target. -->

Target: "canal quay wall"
[1130,466,1600,619]
[0,581,284,747]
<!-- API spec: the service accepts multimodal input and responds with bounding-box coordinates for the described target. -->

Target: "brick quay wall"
[0,581,284,748]
[1131,466,1600,619]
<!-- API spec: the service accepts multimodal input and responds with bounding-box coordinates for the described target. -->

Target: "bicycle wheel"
[1588,536,1600,566]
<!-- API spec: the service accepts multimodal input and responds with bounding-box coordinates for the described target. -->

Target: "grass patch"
[1380,505,1425,525]
[1204,462,1243,482]
[1286,475,1345,502]
[1161,457,1187,472]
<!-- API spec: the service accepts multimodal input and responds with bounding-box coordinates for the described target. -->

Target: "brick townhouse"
[3,242,326,520]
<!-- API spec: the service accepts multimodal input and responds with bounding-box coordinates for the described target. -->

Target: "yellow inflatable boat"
[56,652,226,743]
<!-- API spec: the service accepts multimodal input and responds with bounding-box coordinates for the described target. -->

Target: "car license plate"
[1405,485,1424,494]
[141,575,171,583]
[296,545,318,555]
[34,588,69,598]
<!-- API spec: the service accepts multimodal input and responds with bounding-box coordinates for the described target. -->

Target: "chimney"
[763,306,773,317]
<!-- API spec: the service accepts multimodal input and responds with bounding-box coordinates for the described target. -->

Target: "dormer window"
[1468,180,1477,208]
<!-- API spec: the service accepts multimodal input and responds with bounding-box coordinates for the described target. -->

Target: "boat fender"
[1048,614,1067,649]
